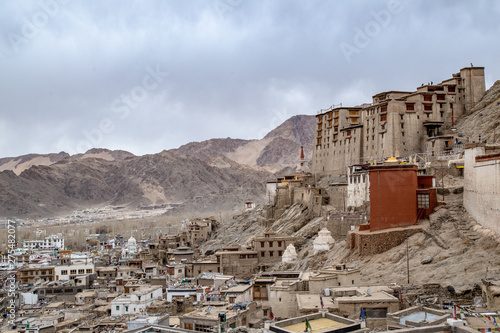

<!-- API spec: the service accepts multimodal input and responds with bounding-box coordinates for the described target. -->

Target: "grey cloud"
[0,0,499,157]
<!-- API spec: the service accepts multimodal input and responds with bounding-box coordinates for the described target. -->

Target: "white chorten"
[282,244,298,263]
[127,236,137,254]
[313,228,334,253]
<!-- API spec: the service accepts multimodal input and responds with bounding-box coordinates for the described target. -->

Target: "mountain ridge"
[0,115,316,218]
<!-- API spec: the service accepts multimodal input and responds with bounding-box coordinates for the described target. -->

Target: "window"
[269,251,274,257]
[424,104,433,111]
[78,269,85,274]
[86,269,92,273]
[138,296,141,301]
[406,103,414,111]
[268,241,273,247]
[424,94,432,102]
[125,306,128,312]
[70,270,77,275]
[277,241,282,247]
[195,324,213,333]
[381,105,388,112]
[61,270,68,275]
[278,250,283,256]
[116,306,120,310]
[260,251,265,257]
[448,86,455,93]
[418,194,430,209]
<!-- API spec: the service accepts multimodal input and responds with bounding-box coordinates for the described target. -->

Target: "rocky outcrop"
[456,80,500,143]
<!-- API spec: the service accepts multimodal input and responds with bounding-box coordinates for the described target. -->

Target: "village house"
[330,285,400,329]
[215,248,259,279]
[165,287,203,302]
[252,232,295,269]
[54,262,94,281]
[180,302,260,331]
[257,268,360,320]
[111,285,163,316]
[17,265,55,286]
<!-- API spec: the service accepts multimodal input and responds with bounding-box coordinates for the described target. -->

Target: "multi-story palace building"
[312,66,486,176]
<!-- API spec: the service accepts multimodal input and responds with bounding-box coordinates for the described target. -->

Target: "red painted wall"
[369,164,418,231]
[417,175,434,189]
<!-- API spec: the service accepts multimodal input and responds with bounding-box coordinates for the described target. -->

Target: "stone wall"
[327,214,368,240]
[348,226,423,256]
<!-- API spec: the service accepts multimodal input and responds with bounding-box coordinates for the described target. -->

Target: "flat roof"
[296,294,334,310]
[184,308,239,321]
[336,290,397,303]
[373,90,412,96]
[400,312,441,325]
[224,284,252,293]
[282,318,348,333]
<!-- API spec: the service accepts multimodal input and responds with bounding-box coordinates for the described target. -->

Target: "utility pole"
[441,163,445,202]
[406,237,410,284]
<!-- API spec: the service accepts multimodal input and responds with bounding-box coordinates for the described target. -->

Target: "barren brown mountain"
[0,116,316,218]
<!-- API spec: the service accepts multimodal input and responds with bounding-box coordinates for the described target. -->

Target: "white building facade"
[54,263,95,281]
[23,235,65,251]
[111,286,163,316]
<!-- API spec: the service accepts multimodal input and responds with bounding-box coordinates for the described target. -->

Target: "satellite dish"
[366,288,371,296]
[206,307,212,313]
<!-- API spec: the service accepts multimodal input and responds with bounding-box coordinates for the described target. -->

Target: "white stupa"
[313,228,335,253]
[282,244,298,263]
[127,235,137,254]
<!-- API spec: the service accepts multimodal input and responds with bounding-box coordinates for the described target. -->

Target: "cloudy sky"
[0,0,499,157]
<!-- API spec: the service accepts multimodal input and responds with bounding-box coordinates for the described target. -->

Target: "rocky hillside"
[0,115,317,217]
[0,148,135,176]
[0,151,273,218]
[171,115,315,172]
[0,151,70,175]
[456,80,500,143]
[200,176,500,293]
